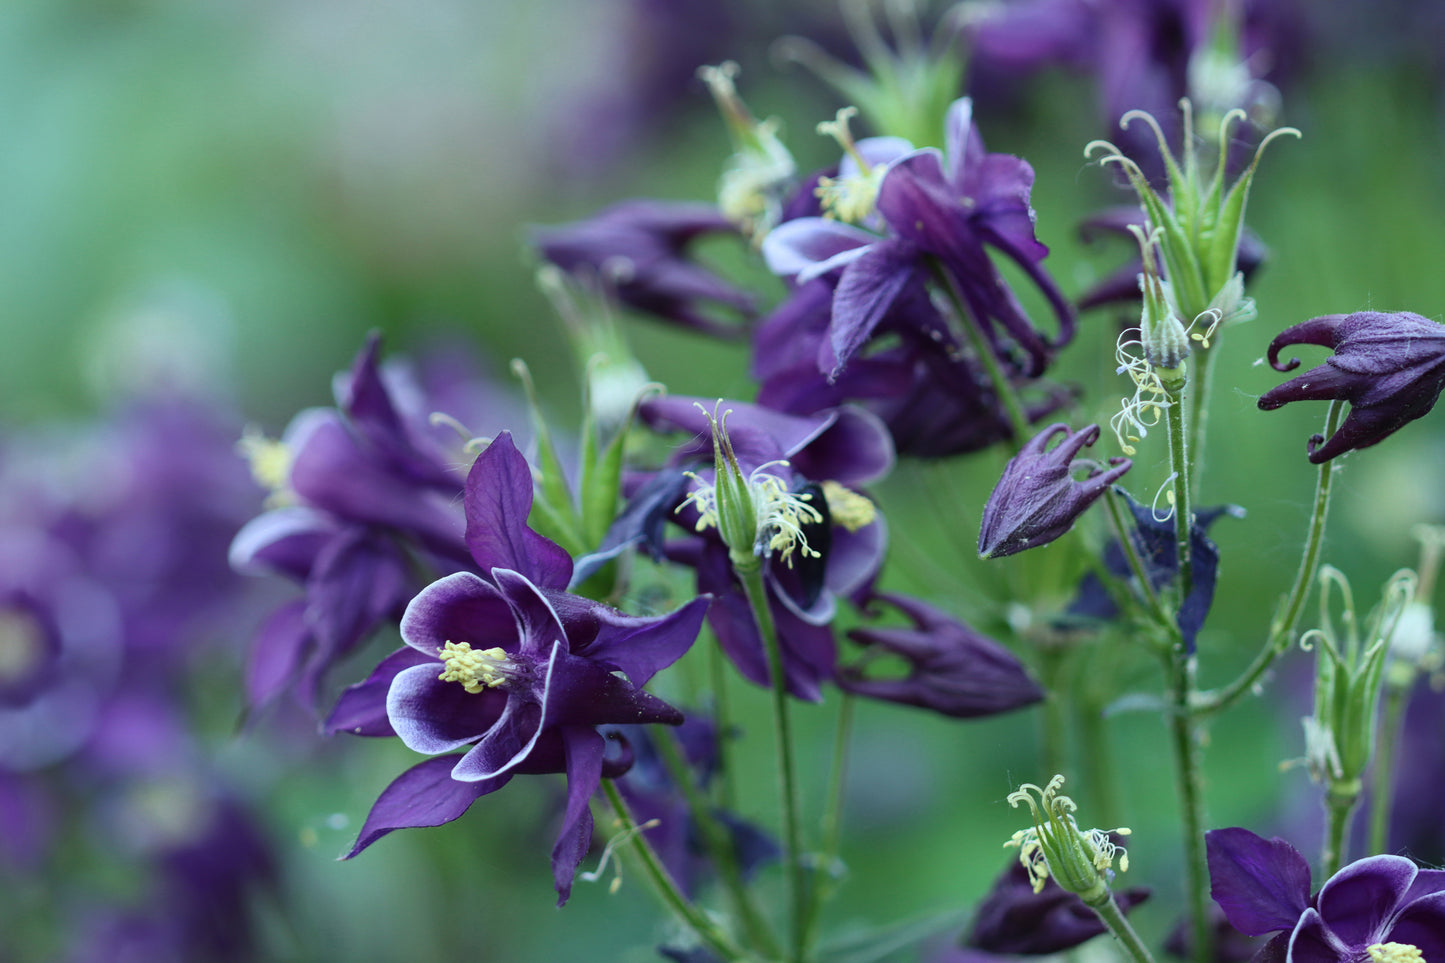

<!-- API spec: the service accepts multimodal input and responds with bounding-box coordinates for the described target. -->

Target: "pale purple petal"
[449,642,560,781]
[228,506,336,579]
[399,571,511,657]
[245,599,311,708]
[325,647,432,737]
[491,568,569,660]
[387,664,506,755]
[1389,890,1445,958]
[1315,855,1416,947]
[761,217,875,282]
[1287,909,1351,963]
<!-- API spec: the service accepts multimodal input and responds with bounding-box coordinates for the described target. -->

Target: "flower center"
[681,464,825,568]
[814,107,885,224]
[437,641,516,694]
[1367,943,1424,963]
[237,427,294,506]
[0,609,45,686]
[821,481,876,533]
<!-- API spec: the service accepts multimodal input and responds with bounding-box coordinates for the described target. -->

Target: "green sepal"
[512,360,586,556]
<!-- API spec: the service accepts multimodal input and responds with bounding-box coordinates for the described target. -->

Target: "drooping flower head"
[978,424,1131,559]
[1206,827,1445,962]
[839,591,1044,719]
[1258,311,1445,463]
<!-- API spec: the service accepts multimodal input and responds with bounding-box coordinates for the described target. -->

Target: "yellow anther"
[437,641,513,694]
[237,427,294,506]
[821,481,876,533]
[1368,943,1424,963]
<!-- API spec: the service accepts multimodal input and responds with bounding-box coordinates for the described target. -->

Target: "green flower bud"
[1005,775,1131,907]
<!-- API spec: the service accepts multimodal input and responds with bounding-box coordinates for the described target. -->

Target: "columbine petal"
[386,664,508,756]
[1205,828,1313,937]
[760,217,876,283]
[552,727,606,906]
[450,674,549,782]
[324,647,433,738]
[343,756,510,859]
[1389,891,1445,959]
[464,432,573,591]
[1313,854,1416,947]
[398,571,513,658]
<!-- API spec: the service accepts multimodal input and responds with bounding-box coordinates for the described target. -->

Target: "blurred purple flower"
[531,200,756,338]
[839,592,1044,719]
[978,424,1131,559]
[1258,311,1445,463]
[1206,827,1445,962]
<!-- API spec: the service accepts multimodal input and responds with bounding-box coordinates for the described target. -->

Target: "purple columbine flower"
[1206,827,1445,962]
[839,592,1044,719]
[338,430,708,905]
[762,97,1073,379]
[1258,311,1445,463]
[978,424,1131,559]
[530,200,756,338]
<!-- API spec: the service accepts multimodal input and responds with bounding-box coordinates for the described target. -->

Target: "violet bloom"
[978,424,1131,559]
[339,431,708,905]
[1258,311,1445,463]
[1206,827,1445,962]
[635,395,893,701]
[839,592,1044,719]
[531,200,756,338]
[230,334,488,708]
[763,97,1073,379]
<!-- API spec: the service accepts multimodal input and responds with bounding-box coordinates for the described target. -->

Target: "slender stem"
[653,730,782,957]
[1322,782,1362,877]
[930,261,1031,449]
[1164,382,1194,603]
[1085,891,1158,963]
[1184,347,1218,501]
[800,693,855,955]
[1165,650,1213,963]
[1196,401,1345,716]
[710,640,737,812]
[1369,680,1412,855]
[601,779,750,962]
[739,567,807,963]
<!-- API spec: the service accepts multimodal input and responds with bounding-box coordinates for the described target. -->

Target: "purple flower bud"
[1258,311,1445,463]
[978,424,1131,559]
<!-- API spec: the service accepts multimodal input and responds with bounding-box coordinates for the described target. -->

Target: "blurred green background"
[4,0,1444,960]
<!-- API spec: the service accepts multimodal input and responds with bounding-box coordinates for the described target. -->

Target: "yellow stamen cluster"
[1368,943,1424,963]
[814,107,885,224]
[679,462,825,568]
[237,427,294,507]
[0,610,44,682]
[436,641,513,694]
[698,62,796,240]
[821,480,877,533]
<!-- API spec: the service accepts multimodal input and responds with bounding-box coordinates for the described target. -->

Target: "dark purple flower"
[633,395,893,701]
[762,97,1073,379]
[839,592,1044,718]
[531,200,756,338]
[978,424,1131,559]
[1206,827,1445,962]
[753,277,1075,458]
[960,855,1150,956]
[1258,311,1445,463]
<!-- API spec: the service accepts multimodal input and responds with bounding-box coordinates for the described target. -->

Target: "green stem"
[739,567,807,963]
[1085,891,1158,963]
[710,640,737,812]
[1164,381,1194,603]
[1165,650,1213,963]
[800,693,855,955]
[1322,782,1362,878]
[1196,401,1345,716]
[931,261,1031,449]
[1184,347,1218,501]
[653,730,781,957]
[1369,681,1412,855]
[1079,692,1122,828]
[601,779,750,961]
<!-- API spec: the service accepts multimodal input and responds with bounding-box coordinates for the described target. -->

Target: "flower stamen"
[437,641,516,693]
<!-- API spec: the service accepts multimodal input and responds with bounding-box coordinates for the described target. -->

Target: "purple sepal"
[343,756,510,859]
[1205,828,1312,937]
[464,431,573,591]
[965,855,1149,954]
[552,727,605,906]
